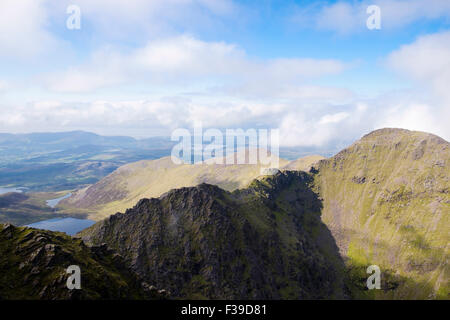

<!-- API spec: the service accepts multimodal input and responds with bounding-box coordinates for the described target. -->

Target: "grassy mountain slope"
[77,171,347,299]
[283,155,325,171]
[0,191,85,226]
[0,223,164,299]
[61,154,289,220]
[312,128,449,299]
[60,154,325,221]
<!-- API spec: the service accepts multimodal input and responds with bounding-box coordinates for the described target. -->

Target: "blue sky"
[0,0,449,146]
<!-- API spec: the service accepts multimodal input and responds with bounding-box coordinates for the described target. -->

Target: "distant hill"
[0,131,175,191]
[61,153,325,220]
[282,155,325,171]
[0,131,136,149]
[0,131,329,191]
[0,192,53,225]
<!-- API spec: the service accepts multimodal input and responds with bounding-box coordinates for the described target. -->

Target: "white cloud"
[382,31,450,140]
[0,0,58,59]
[0,0,239,62]
[0,96,374,148]
[6,31,448,147]
[62,0,237,41]
[376,0,450,29]
[388,31,450,103]
[319,112,350,124]
[218,84,354,101]
[315,2,364,34]
[292,0,450,34]
[375,103,443,136]
[0,80,9,92]
[43,35,348,93]
[1,1,448,148]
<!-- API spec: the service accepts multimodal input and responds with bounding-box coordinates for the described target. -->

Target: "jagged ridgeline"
[78,171,348,299]
[0,224,165,299]
[312,128,449,299]
[59,153,323,221]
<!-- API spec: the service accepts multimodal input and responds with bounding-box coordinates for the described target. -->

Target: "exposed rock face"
[61,155,291,220]
[0,223,164,300]
[78,171,347,299]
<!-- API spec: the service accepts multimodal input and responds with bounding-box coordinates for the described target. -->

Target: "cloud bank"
[0,1,448,149]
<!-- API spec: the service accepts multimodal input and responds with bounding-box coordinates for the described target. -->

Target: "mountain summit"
[312,128,449,299]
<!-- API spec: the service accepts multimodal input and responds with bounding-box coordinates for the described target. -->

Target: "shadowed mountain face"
[312,128,449,299]
[78,171,347,299]
[0,223,165,300]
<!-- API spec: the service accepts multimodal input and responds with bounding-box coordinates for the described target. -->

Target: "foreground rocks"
[0,223,165,300]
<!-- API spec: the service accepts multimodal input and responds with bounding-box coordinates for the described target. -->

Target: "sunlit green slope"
[312,128,449,299]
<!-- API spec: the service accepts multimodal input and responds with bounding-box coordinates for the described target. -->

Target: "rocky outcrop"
[78,171,347,299]
[0,223,165,300]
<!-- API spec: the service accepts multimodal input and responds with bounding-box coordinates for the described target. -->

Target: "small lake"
[26,218,95,236]
[46,193,72,208]
[0,187,24,195]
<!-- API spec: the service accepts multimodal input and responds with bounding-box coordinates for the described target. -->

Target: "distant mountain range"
[0,131,176,191]
[0,131,337,191]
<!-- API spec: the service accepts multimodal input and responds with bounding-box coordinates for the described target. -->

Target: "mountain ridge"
[60,153,324,220]
[77,171,348,299]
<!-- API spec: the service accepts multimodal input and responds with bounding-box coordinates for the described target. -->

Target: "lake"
[46,193,72,208]
[26,217,95,236]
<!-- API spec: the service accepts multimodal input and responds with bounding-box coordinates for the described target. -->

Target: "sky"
[0,0,449,147]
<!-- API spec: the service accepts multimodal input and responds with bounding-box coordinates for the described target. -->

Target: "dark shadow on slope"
[242,171,450,299]
[76,170,446,299]
[243,170,350,299]
[333,227,449,299]
[77,171,352,299]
